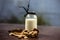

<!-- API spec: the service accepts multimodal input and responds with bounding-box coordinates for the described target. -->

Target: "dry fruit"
[8,28,39,39]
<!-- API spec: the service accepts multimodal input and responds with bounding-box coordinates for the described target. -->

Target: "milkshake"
[25,12,37,31]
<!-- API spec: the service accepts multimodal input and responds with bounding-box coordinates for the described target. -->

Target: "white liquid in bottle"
[25,14,37,31]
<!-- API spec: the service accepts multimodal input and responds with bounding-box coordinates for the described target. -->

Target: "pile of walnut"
[8,28,39,39]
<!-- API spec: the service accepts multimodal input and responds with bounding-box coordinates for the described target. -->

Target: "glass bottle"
[25,11,37,31]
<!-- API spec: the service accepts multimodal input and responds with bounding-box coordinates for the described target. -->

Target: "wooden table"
[0,23,60,40]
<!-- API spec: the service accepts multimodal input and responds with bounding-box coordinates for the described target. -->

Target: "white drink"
[25,19,37,31]
[25,13,37,31]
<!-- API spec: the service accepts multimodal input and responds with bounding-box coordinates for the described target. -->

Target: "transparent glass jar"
[25,12,37,31]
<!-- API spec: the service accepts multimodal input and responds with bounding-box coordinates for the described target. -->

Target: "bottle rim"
[24,12,36,17]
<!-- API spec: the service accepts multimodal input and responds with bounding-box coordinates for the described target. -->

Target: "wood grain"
[0,23,60,40]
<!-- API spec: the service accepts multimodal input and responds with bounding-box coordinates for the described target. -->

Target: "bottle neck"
[24,12,36,17]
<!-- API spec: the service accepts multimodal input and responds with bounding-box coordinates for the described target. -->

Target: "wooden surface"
[0,23,60,40]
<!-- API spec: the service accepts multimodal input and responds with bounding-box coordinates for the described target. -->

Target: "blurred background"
[0,0,60,26]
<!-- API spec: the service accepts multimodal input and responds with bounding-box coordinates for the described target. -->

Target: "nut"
[24,36,28,39]
[33,31,38,34]
[29,31,33,35]
[33,28,39,33]
[18,35,23,39]
[9,28,39,38]
[9,33,14,36]
[22,30,29,36]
